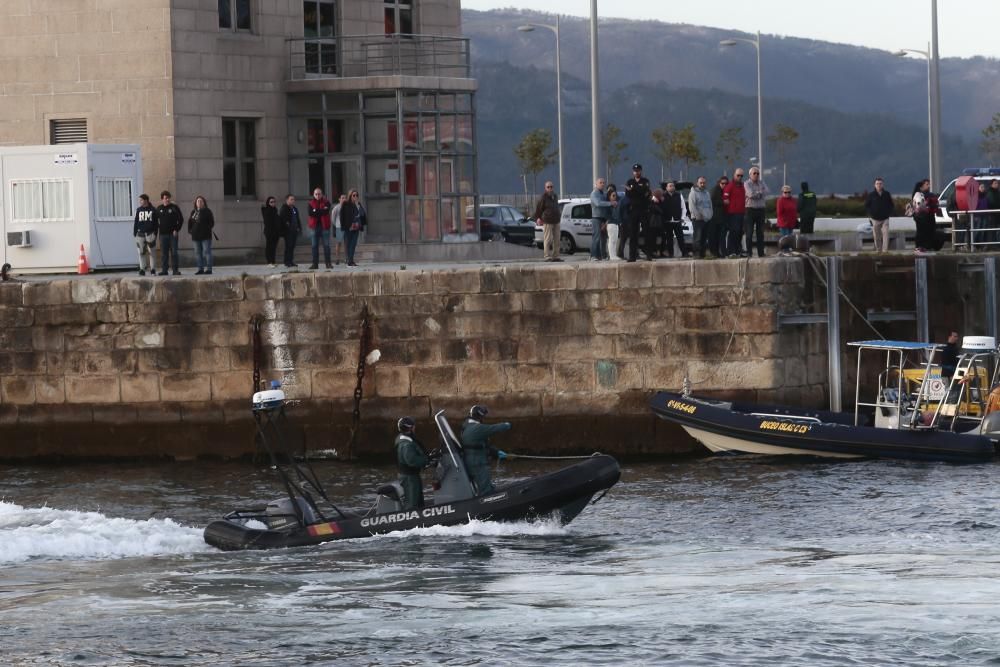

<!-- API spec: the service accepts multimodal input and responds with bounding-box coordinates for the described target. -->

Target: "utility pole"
[929,0,943,190]
[590,0,600,182]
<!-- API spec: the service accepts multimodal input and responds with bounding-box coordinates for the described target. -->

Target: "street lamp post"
[929,0,942,191]
[720,31,763,180]
[518,18,563,197]
[590,0,600,183]
[894,44,934,185]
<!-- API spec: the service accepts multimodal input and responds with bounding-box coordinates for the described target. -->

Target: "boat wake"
[321,517,569,547]
[0,501,211,565]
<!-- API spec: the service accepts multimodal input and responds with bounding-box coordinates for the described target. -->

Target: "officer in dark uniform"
[394,416,431,510]
[624,163,653,262]
[460,405,510,495]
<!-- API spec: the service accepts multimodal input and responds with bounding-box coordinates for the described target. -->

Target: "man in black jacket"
[133,194,158,276]
[864,177,895,253]
[624,164,652,262]
[661,181,690,258]
[156,190,184,275]
[533,181,562,262]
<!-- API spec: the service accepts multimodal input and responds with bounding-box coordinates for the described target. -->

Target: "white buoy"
[365,349,381,365]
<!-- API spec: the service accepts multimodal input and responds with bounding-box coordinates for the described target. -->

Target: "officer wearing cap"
[460,405,510,495]
[395,416,432,510]
[624,163,653,262]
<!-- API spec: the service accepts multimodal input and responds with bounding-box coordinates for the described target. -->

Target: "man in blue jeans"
[155,190,184,275]
[590,177,610,260]
[307,187,332,269]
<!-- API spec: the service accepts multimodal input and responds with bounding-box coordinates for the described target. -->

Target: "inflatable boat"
[650,338,1000,463]
[204,389,620,551]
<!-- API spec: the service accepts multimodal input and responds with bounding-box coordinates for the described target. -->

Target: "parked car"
[534,188,694,255]
[465,204,535,245]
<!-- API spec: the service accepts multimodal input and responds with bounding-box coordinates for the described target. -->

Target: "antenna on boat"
[682,375,692,398]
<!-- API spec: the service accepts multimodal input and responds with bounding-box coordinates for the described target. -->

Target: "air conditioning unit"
[7,230,32,247]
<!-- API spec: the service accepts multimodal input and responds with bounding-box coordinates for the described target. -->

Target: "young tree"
[651,123,677,182]
[672,124,704,181]
[602,122,629,183]
[513,129,556,194]
[982,112,1000,166]
[767,123,800,186]
[715,126,747,178]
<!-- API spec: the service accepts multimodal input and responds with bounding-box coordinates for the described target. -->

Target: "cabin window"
[95,178,134,219]
[11,179,72,222]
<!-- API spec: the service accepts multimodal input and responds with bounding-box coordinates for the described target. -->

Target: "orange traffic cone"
[77,244,90,274]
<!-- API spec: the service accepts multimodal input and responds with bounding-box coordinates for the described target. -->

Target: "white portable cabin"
[0,143,144,273]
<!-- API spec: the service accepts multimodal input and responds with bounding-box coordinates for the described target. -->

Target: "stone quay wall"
[0,260,819,460]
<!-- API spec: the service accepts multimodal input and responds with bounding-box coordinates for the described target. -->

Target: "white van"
[533,195,693,255]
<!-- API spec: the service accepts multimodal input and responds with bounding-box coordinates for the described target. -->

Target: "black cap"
[632,163,642,171]
[397,416,415,433]
[470,404,489,420]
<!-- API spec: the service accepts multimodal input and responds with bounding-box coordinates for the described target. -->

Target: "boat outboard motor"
[265,496,319,531]
[979,412,1000,437]
[373,482,406,514]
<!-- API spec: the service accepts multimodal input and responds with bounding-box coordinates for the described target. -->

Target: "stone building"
[0,0,478,253]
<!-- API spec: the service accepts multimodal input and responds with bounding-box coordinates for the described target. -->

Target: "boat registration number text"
[667,400,697,414]
[759,420,811,434]
[361,504,455,528]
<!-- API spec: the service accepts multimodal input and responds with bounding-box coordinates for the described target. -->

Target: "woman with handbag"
[911,179,937,254]
[188,195,216,274]
[340,189,367,266]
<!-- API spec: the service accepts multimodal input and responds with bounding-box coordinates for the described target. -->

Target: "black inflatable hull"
[204,455,621,551]
[650,391,997,463]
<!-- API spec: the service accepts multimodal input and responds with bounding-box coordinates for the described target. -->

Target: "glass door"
[328,158,360,203]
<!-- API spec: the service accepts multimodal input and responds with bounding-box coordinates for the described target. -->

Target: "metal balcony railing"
[287,34,471,81]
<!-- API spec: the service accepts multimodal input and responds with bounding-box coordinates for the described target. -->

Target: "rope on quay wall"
[681,253,887,397]
[804,255,886,340]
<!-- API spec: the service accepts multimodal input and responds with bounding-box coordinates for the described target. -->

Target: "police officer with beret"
[624,163,653,262]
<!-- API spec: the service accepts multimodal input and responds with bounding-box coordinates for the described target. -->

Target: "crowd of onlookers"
[131,187,368,275]
[531,165,1000,260]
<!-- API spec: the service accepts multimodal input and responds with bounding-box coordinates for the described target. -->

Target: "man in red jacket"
[722,169,747,258]
[307,187,332,269]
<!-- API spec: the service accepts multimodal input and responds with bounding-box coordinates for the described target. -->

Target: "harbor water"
[2,457,1000,666]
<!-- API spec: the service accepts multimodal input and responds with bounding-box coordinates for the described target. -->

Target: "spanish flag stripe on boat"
[307,522,340,537]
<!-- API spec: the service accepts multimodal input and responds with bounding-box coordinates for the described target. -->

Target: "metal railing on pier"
[287,34,471,81]
[950,209,1000,252]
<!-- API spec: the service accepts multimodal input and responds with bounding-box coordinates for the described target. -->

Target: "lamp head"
[719,39,738,47]
[517,25,535,33]
[892,49,908,57]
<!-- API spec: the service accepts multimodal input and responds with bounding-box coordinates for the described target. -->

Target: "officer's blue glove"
[497,450,507,460]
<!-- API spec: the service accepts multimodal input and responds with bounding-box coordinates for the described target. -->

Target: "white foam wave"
[0,500,212,564]
[329,517,569,545]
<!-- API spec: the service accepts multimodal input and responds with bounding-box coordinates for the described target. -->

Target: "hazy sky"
[463,0,1000,59]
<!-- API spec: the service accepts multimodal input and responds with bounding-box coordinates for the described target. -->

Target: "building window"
[49,119,87,144]
[11,180,72,222]
[384,0,413,35]
[303,0,337,74]
[219,0,252,31]
[223,119,257,198]
[95,178,134,219]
